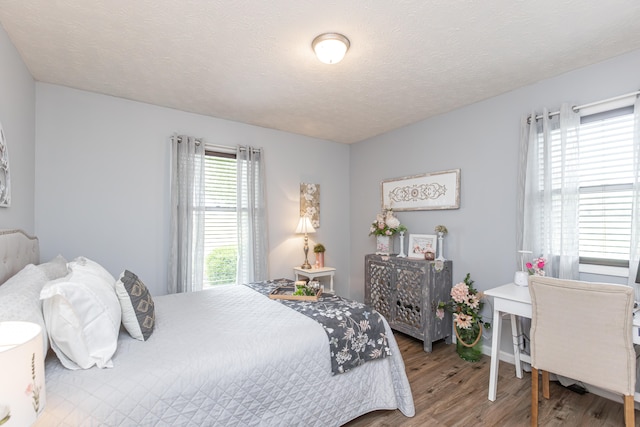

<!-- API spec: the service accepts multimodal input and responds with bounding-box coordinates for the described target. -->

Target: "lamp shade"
[0,321,46,426]
[295,216,316,234]
[312,33,350,64]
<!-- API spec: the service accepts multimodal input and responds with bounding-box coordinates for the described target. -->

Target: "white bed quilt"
[36,285,414,426]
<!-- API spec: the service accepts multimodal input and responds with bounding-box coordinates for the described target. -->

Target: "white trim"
[578,263,629,278]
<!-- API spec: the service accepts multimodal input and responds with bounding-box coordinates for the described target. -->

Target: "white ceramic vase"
[514,271,529,287]
[376,235,391,255]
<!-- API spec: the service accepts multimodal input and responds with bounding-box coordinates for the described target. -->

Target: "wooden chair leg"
[623,394,634,427]
[541,370,549,399]
[531,367,538,427]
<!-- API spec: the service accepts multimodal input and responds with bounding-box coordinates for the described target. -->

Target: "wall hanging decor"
[300,183,320,228]
[381,169,460,211]
[0,122,10,207]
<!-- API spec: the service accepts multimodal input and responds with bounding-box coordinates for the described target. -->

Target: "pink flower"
[537,260,545,269]
[450,282,469,304]
[526,262,533,269]
[467,294,480,309]
[454,313,472,329]
[436,308,445,320]
[385,230,392,235]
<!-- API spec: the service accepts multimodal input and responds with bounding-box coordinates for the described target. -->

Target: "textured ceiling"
[1,1,640,144]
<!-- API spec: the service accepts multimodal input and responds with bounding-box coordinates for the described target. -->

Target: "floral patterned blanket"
[244,279,390,375]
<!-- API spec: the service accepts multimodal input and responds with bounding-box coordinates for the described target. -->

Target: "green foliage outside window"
[206,246,237,286]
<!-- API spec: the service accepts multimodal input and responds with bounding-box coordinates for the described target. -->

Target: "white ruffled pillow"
[0,264,50,356]
[38,254,69,280]
[41,257,121,370]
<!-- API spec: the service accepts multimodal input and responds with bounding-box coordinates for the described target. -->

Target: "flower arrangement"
[434,224,448,235]
[526,256,546,276]
[368,208,406,236]
[437,273,488,328]
[436,274,490,355]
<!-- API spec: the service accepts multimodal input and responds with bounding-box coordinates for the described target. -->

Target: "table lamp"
[295,216,316,269]
[0,321,46,426]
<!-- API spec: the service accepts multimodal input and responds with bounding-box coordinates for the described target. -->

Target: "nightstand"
[293,266,336,294]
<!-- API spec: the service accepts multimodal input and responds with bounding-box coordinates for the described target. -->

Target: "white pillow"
[67,256,116,288]
[38,254,69,280]
[0,264,50,356]
[40,258,121,370]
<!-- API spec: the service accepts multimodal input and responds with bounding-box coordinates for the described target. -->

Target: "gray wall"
[0,23,35,232]
[34,84,350,296]
[350,49,640,324]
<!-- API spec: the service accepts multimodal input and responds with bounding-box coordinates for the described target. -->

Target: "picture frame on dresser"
[407,234,437,259]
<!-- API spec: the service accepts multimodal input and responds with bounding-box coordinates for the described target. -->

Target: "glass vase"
[455,324,483,362]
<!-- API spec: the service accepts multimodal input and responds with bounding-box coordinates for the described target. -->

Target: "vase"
[397,231,406,257]
[436,231,445,261]
[514,271,528,286]
[376,235,391,255]
[455,323,483,362]
[315,252,325,268]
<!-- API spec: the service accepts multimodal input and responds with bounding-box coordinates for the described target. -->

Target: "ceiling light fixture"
[312,33,350,65]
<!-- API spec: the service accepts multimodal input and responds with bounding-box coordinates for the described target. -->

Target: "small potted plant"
[313,243,326,268]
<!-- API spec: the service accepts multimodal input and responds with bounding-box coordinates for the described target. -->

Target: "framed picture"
[300,183,320,228]
[0,122,10,207]
[381,169,460,211]
[407,234,437,259]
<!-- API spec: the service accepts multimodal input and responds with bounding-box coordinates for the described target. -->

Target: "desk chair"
[528,276,636,427]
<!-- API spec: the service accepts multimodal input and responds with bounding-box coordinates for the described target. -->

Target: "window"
[540,106,635,267]
[203,150,238,287]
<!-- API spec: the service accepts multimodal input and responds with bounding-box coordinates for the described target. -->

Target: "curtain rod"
[531,89,640,122]
[237,146,262,153]
[173,135,262,153]
[174,135,203,146]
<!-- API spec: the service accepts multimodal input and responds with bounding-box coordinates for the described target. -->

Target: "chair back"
[529,276,636,396]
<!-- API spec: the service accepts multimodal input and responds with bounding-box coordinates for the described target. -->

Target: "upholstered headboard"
[0,229,39,285]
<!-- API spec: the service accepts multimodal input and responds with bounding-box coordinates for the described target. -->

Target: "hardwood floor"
[344,333,633,427]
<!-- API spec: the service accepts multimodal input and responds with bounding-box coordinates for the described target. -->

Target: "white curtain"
[629,97,640,296]
[517,104,580,279]
[168,134,205,293]
[236,145,269,284]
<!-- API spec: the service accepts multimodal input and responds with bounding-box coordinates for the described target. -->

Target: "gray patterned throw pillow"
[115,270,155,341]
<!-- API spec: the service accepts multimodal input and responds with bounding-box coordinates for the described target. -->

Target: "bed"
[0,229,415,426]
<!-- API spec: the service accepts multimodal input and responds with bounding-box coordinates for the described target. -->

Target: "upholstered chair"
[528,276,636,427]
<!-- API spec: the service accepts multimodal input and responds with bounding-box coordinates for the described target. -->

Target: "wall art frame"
[381,168,460,211]
[407,234,437,259]
[0,122,10,207]
[300,183,320,228]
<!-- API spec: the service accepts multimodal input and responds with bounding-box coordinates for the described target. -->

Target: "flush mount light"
[312,33,350,65]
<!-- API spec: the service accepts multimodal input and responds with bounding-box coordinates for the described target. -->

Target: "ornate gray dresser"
[364,254,452,352]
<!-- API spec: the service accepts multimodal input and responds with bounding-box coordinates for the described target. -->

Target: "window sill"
[579,263,629,278]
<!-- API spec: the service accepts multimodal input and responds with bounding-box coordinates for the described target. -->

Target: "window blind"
[577,111,634,265]
[203,152,238,286]
[540,108,635,266]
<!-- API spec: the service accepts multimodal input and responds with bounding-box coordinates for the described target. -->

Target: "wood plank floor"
[344,333,633,427]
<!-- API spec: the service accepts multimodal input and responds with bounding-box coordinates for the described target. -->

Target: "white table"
[485,282,640,402]
[293,266,336,294]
